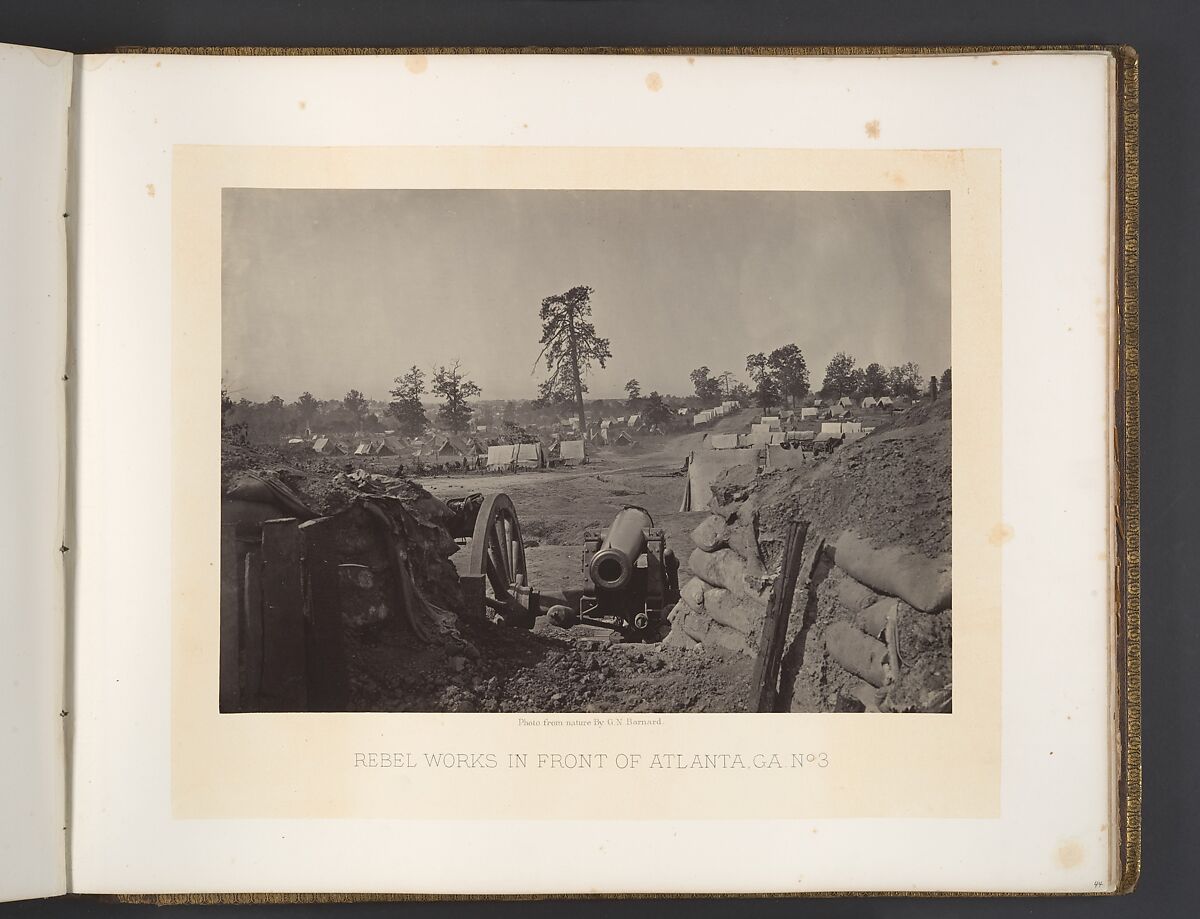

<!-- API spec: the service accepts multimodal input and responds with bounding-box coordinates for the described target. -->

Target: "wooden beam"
[299,516,349,711]
[218,524,241,712]
[241,546,263,705]
[749,520,809,713]
[260,517,307,711]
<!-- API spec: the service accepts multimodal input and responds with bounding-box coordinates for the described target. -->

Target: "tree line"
[224,282,952,442]
[688,349,951,412]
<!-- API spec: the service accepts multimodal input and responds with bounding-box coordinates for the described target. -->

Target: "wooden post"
[260,518,307,711]
[299,517,349,711]
[242,547,264,706]
[219,524,241,712]
[750,520,809,713]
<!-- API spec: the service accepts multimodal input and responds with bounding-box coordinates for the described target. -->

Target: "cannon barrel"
[588,507,652,591]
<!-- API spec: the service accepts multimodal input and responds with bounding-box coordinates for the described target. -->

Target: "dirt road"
[417,412,751,601]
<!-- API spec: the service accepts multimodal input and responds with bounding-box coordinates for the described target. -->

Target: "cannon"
[444,492,538,629]
[570,506,680,635]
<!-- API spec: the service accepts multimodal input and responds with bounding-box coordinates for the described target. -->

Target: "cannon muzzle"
[588,507,652,591]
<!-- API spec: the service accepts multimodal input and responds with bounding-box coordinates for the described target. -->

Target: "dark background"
[0,1,1193,916]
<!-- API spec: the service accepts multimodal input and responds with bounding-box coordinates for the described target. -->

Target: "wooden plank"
[219,524,241,712]
[300,516,349,711]
[749,520,809,713]
[241,547,264,706]
[260,518,307,711]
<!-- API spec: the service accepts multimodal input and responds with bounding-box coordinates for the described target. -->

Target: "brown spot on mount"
[987,522,1014,547]
[645,72,663,92]
[864,120,880,139]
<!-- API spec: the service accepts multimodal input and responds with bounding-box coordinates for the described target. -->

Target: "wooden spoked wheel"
[467,493,533,628]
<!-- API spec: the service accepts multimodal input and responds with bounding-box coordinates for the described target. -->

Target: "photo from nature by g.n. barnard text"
[219,188,951,715]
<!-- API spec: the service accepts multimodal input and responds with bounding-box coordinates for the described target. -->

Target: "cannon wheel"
[467,493,534,628]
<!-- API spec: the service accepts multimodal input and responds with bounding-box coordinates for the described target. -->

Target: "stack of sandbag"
[662,461,953,712]
[664,470,772,656]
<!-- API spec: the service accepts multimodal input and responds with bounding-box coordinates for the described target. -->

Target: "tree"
[641,391,672,429]
[295,391,319,428]
[767,343,810,408]
[431,360,482,433]
[821,352,858,398]
[746,352,782,412]
[717,370,735,398]
[220,386,234,428]
[624,378,642,401]
[535,285,612,432]
[887,361,922,398]
[848,368,867,398]
[929,376,940,400]
[689,366,722,406]
[862,362,889,397]
[342,389,368,430]
[940,367,952,392]
[388,366,429,438]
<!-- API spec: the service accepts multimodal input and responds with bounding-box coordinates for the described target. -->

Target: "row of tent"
[692,402,739,426]
[708,421,874,450]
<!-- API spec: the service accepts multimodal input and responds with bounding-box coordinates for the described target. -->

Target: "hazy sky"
[222,188,950,402]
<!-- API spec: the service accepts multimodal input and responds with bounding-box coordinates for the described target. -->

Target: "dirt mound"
[741,394,950,564]
[347,611,750,713]
[668,394,952,712]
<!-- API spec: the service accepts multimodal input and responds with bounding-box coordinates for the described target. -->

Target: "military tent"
[878,396,894,407]
[760,416,781,430]
[838,397,853,408]
[613,431,636,448]
[801,407,818,420]
[709,433,739,450]
[559,439,587,465]
[679,448,761,511]
[861,397,879,409]
[312,437,344,455]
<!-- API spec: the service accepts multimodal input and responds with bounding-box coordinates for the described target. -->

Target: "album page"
[0,42,72,903]
[70,50,1120,894]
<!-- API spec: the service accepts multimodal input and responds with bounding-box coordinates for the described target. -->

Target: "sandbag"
[831,532,951,613]
[679,607,712,643]
[680,577,707,614]
[835,574,879,612]
[677,607,750,656]
[854,597,898,640]
[688,547,768,601]
[701,585,765,636]
[824,620,889,687]
[691,515,731,553]
[663,628,701,650]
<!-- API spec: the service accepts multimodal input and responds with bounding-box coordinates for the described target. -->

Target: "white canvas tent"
[680,449,760,511]
[486,442,547,470]
[760,416,781,430]
[801,407,818,420]
[559,439,587,465]
[709,433,739,449]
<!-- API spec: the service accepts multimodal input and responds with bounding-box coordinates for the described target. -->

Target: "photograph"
[218,187,952,715]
